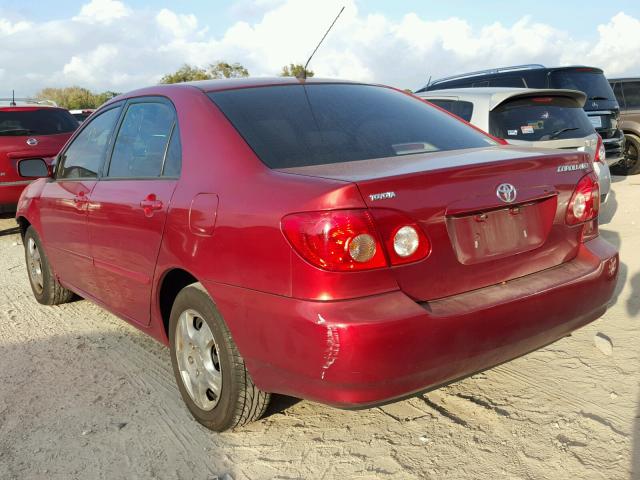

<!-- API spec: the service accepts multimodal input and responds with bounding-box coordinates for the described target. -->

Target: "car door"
[38,104,123,293]
[87,97,181,326]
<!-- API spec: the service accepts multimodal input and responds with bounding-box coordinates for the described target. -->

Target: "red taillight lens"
[566,173,600,226]
[281,210,387,271]
[369,209,431,265]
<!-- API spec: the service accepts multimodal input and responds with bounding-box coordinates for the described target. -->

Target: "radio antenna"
[11,90,16,106]
[299,6,345,80]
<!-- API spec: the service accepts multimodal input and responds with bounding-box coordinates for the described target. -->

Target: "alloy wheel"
[27,237,44,294]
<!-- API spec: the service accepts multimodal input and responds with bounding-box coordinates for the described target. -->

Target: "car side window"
[108,102,175,178]
[58,106,122,179]
[162,126,182,177]
[489,76,526,88]
[428,100,474,122]
[622,82,640,109]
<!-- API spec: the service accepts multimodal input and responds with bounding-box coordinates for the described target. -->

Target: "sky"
[1,0,639,96]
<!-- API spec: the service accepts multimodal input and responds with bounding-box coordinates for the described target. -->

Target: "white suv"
[417,87,611,202]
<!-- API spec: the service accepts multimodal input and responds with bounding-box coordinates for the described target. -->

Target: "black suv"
[608,77,640,175]
[417,65,625,165]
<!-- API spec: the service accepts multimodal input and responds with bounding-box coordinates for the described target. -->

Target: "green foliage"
[36,87,119,109]
[280,63,314,78]
[160,61,250,84]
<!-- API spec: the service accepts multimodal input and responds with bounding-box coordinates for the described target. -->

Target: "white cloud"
[155,8,198,38]
[73,0,131,25]
[0,1,638,96]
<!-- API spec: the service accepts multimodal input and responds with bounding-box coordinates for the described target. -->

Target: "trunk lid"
[280,145,592,301]
[0,133,70,181]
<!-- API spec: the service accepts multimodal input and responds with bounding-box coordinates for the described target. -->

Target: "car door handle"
[73,192,89,210]
[140,194,163,217]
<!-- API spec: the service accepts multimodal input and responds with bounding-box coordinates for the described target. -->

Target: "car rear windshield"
[549,69,615,101]
[489,97,595,141]
[208,84,496,169]
[0,108,78,136]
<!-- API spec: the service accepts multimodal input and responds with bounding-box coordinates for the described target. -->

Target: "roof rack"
[426,64,546,89]
[0,97,58,107]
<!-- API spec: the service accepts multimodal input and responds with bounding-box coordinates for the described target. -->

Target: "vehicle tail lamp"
[282,209,431,271]
[566,173,600,242]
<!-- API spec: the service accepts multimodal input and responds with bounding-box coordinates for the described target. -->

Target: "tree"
[159,64,211,84]
[209,61,249,79]
[160,61,250,84]
[280,63,314,78]
[36,86,119,109]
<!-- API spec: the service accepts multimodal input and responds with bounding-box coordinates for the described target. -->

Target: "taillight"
[594,134,606,164]
[282,209,431,271]
[281,210,387,271]
[566,173,600,226]
[368,209,431,265]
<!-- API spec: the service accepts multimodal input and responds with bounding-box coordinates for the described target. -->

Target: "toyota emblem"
[26,137,38,146]
[496,183,517,203]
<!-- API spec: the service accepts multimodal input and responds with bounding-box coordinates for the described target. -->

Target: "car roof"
[417,87,587,110]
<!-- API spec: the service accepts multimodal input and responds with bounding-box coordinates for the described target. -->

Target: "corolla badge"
[496,183,517,203]
[26,138,38,146]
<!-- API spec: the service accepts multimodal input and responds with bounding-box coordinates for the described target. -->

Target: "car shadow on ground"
[0,212,19,237]
[610,174,629,184]
[629,270,640,478]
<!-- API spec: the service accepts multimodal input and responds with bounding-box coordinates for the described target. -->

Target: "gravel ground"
[0,175,638,480]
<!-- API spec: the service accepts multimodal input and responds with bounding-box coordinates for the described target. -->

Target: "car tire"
[613,134,640,175]
[168,283,270,431]
[24,226,74,305]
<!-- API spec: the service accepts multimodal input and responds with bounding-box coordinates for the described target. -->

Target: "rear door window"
[622,82,640,108]
[0,108,78,136]
[489,97,594,141]
[209,84,495,169]
[427,99,474,122]
[58,106,122,179]
[107,102,176,178]
[489,77,526,88]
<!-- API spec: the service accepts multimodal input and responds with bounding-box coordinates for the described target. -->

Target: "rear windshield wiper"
[589,96,609,101]
[548,127,579,139]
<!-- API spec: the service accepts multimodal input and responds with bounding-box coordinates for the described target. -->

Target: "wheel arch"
[157,267,199,339]
[16,215,31,239]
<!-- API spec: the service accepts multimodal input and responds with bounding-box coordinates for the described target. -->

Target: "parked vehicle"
[608,77,640,175]
[0,98,78,212]
[16,78,618,432]
[418,87,611,203]
[69,109,95,123]
[417,65,625,166]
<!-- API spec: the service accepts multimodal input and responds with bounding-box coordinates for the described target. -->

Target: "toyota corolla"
[15,78,618,432]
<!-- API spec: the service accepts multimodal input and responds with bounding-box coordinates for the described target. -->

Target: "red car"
[16,78,618,432]
[1,102,77,212]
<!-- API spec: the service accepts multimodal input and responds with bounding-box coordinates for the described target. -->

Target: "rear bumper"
[205,237,618,408]
[602,131,625,166]
[0,181,31,210]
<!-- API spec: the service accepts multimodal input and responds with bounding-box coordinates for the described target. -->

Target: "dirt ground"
[0,175,638,480]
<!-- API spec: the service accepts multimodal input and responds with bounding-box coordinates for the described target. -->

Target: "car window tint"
[622,82,640,108]
[209,84,495,169]
[611,82,624,107]
[489,77,526,88]
[0,108,78,137]
[58,107,121,179]
[162,127,182,177]
[489,97,594,141]
[108,102,175,178]
[428,99,474,122]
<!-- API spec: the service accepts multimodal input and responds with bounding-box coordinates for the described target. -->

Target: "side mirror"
[18,158,51,178]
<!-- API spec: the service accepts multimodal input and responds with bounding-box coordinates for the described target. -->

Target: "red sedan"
[15,78,618,432]
[1,103,77,212]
